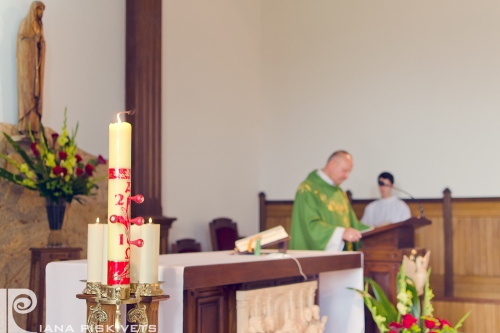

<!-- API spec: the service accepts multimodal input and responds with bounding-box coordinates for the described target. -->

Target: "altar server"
[361,172,411,227]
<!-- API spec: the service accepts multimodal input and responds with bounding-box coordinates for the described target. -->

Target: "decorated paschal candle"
[107,114,132,287]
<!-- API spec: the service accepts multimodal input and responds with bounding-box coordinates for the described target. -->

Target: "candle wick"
[117,109,136,123]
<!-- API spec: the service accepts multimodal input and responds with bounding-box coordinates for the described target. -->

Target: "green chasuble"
[289,171,371,251]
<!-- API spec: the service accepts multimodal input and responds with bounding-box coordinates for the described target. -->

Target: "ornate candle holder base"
[82,281,101,295]
[133,282,164,296]
[77,284,169,333]
[126,294,170,331]
[78,285,143,333]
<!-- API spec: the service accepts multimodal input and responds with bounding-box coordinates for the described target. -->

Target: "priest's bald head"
[322,150,353,186]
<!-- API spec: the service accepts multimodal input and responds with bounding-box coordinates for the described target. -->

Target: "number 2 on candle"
[115,194,124,206]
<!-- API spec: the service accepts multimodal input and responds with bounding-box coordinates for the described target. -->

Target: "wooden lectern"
[361,217,431,333]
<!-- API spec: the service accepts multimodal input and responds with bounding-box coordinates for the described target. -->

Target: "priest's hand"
[342,228,362,242]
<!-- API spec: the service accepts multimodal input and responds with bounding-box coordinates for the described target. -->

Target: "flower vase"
[45,197,67,247]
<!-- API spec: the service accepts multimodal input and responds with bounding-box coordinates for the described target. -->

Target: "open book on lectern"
[360,216,432,238]
[234,226,289,253]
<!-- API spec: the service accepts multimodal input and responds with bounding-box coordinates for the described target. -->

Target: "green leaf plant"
[350,262,471,333]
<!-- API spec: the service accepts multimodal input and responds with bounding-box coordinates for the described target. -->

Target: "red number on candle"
[125,247,130,259]
[115,194,124,206]
[119,234,124,245]
[125,181,131,193]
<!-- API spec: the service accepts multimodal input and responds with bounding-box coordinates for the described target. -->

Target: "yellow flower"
[45,153,56,167]
[66,145,77,155]
[57,129,69,146]
[21,179,35,187]
[396,302,407,315]
[20,163,29,174]
[62,159,75,175]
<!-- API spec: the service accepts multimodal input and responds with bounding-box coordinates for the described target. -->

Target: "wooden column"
[126,0,175,246]
[258,192,266,232]
[443,188,454,297]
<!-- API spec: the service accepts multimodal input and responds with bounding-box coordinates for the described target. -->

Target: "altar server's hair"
[378,172,394,184]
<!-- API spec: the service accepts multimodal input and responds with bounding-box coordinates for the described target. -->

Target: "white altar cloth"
[46,250,364,333]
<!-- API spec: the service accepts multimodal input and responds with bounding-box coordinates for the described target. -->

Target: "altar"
[46,250,364,333]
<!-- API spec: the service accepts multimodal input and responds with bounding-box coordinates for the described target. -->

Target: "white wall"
[163,0,262,249]
[261,0,500,200]
[0,0,124,156]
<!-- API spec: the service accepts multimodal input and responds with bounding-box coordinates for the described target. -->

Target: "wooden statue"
[17,1,46,135]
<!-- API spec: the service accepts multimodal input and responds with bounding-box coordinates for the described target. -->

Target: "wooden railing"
[259,190,500,332]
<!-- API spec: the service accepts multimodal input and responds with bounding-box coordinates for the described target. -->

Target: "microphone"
[392,185,426,218]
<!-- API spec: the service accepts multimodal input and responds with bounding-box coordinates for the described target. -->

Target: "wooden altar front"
[182,251,362,333]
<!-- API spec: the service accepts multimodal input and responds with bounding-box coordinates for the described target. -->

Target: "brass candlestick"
[81,284,147,333]
[133,282,164,297]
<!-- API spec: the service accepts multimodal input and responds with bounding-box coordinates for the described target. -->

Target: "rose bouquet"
[0,109,105,204]
[352,262,470,333]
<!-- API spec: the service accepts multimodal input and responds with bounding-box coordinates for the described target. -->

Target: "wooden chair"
[209,217,240,251]
[171,238,202,253]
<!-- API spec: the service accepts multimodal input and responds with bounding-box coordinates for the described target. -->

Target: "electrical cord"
[266,253,307,281]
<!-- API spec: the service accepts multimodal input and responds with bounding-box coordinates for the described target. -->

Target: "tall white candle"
[108,116,132,286]
[139,218,160,283]
[87,218,104,283]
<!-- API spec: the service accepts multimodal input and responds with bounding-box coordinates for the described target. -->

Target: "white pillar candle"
[101,223,108,285]
[130,224,141,283]
[139,218,160,283]
[87,218,104,283]
[108,116,132,286]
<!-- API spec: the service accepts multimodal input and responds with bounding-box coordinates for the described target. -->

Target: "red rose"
[59,151,68,160]
[85,164,94,176]
[401,314,417,329]
[53,165,67,177]
[425,319,437,329]
[97,154,107,165]
[75,154,83,163]
[30,143,39,157]
[76,168,84,176]
[389,321,403,329]
[439,319,451,328]
[51,132,59,141]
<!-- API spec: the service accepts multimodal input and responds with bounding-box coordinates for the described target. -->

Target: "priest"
[290,150,371,251]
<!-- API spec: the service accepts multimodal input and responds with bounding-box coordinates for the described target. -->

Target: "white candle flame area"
[149,217,153,224]
[96,217,100,224]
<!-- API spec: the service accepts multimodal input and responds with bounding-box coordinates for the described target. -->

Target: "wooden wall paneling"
[452,199,500,216]
[433,300,500,332]
[453,276,500,299]
[453,215,500,276]
[265,203,293,233]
